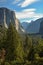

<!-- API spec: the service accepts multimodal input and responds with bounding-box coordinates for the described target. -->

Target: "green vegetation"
[0,23,43,65]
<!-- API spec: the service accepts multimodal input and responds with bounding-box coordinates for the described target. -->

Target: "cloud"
[22,9,36,12]
[12,0,20,4]
[33,14,43,21]
[15,8,36,19]
[21,20,32,23]
[12,0,39,7]
[18,0,39,7]
[15,8,43,23]
[0,0,6,3]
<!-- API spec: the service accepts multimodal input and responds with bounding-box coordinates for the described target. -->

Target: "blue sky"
[0,0,43,23]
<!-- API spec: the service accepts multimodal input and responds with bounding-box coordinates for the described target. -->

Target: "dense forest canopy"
[0,22,43,65]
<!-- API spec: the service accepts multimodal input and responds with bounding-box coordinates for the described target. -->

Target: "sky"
[0,0,43,23]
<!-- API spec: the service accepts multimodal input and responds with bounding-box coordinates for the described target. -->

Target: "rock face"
[39,20,43,34]
[21,22,29,30]
[24,18,43,34]
[0,7,16,28]
[0,7,25,33]
[15,18,25,34]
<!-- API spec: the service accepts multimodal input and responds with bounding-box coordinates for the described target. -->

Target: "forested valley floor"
[0,23,43,65]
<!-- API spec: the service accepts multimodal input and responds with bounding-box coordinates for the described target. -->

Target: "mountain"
[27,18,43,34]
[0,7,25,34]
[39,19,43,34]
[21,22,29,30]
[15,18,25,34]
[22,18,43,34]
[0,7,16,28]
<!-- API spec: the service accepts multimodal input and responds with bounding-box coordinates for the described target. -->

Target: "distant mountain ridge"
[21,18,43,34]
[21,22,29,30]
[39,19,43,34]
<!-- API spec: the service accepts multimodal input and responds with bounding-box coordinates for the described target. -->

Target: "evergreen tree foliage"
[5,23,24,62]
[24,35,32,61]
[0,23,43,65]
[0,26,7,49]
[28,40,34,61]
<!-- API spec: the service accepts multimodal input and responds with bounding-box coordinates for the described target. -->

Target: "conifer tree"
[5,22,24,62]
[0,26,7,49]
[24,35,32,61]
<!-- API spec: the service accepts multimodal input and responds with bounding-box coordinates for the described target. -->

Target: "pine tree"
[5,22,24,62]
[0,26,7,49]
[24,35,32,61]
[28,39,35,61]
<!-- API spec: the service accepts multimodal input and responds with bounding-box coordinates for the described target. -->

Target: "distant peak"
[0,7,8,9]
